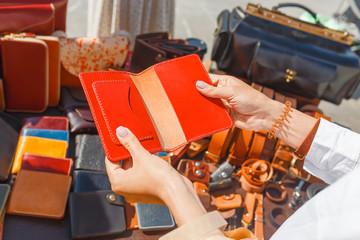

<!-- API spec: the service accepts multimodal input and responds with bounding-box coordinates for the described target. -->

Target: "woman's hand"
[196,74,277,131]
[105,126,207,226]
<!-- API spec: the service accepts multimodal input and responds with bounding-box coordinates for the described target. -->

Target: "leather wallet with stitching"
[69,190,126,238]
[22,116,69,130]
[21,153,73,175]
[75,134,106,171]
[79,54,233,161]
[7,170,71,219]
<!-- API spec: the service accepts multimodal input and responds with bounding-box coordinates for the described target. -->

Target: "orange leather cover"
[6,170,71,219]
[1,37,48,112]
[215,194,242,211]
[0,79,4,111]
[193,182,211,209]
[185,161,210,184]
[79,54,233,161]
[37,36,61,106]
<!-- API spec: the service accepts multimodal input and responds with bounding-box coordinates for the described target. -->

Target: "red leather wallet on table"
[80,54,233,161]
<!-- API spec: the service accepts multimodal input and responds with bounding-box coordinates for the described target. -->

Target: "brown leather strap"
[227,128,253,166]
[193,182,211,209]
[240,159,273,193]
[254,193,264,240]
[204,127,236,163]
[247,131,267,159]
[294,119,320,160]
[186,139,210,158]
[265,183,287,203]
[242,192,256,228]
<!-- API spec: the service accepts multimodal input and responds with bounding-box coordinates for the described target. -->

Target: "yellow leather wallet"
[11,136,68,174]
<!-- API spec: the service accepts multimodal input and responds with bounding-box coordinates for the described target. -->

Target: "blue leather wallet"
[135,203,175,231]
[21,128,69,142]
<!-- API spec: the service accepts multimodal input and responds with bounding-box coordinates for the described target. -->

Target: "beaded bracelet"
[268,101,292,139]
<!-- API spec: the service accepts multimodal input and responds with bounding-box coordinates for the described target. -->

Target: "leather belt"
[269,207,290,229]
[241,192,256,228]
[204,127,236,163]
[239,159,273,193]
[241,192,264,240]
[265,183,287,203]
[247,131,267,159]
[227,128,253,166]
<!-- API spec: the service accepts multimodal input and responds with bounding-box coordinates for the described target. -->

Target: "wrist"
[262,99,284,132]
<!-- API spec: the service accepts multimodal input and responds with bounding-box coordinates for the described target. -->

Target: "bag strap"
[272,3,324,27]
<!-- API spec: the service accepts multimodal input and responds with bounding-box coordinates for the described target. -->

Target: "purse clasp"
[285,69,296,83]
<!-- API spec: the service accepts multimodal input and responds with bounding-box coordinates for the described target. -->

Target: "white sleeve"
[303,118,360,184]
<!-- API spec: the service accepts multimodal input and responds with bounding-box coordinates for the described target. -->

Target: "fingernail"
[196,81,207,89]
[116,126,129,138]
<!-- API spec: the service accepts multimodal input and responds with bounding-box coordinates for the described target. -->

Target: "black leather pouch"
[135,203,175,232]
[0,116,19,182]
[59,87,96,133]
[74,134,106,172]
[210,161,234,182]
[73,170,111,192]
[69,190,126,239]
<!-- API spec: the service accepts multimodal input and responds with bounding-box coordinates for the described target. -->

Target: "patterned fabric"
[59,35,129,76]
[87,0,175,49]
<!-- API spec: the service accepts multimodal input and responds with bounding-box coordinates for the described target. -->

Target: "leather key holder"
[239,159,273,193]
[215,193,242,211]
[185,161,210,184]
[80,54,233,161]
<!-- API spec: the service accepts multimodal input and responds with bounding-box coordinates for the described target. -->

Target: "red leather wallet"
[22,116,69,130]
[79,54,233,161]
[21,153,73,175]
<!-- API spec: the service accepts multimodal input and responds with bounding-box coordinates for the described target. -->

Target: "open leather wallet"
[79,54,233,161]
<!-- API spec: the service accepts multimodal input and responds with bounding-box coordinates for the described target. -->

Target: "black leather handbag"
[212,3,360,104]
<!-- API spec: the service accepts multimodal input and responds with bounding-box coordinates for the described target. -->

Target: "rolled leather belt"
[269,207,290,229]
[265,183,287,203]
[239,159,273,193]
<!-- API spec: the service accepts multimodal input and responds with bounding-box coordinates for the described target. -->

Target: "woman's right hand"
[196,73,282,132]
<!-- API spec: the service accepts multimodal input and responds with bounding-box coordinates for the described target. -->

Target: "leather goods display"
[0,79,4,111]
[59,34,129,87]
[11,136,68,174]
[1,35,48,112]
[215,194,242,211]
[73,170,111,192]
[7,170,71,219]
[21,128,69,142]
[75,134,106,172]
[0,4,55,35]
[80,54,233,161]
[212,3,360,104]
[134,203,175,232]
[0,117,18,181]
[22,116,69,130]
[130,32,205,73]
[69,190,126,238]
[1,0,68,31]
[59,87,96,133]
[184,161,210,184]
[21,153,73,175]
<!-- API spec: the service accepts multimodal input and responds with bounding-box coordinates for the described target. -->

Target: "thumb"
[196,80,233,100]
[116,126,147,158]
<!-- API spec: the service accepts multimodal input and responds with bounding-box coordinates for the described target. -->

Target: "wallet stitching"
[92,80,153,144]
[80,54,233,161]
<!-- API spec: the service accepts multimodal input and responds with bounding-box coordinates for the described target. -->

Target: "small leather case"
[21,153,73,175]
[69,190,126,239]
[210,161,234,182]
[0,117,18,181]
[21,128,69,142]
[80,54,233,161]
[22,116,69,130]
[208,178,233,192]
[0,184,10,220]
[1,36,48,112]
[215,194,242,211]
[11,136,68,174]
[73,170,111,192]
[7,170,71,219]
[135,203,175,231]
[193,182,211,209]
[75,134,106,172]
[0,79,5,111]
[184,161,210,184]
[186,138,210,158]
[59,87,96,133]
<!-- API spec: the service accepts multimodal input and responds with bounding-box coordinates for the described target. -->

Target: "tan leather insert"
[130,68,187,150]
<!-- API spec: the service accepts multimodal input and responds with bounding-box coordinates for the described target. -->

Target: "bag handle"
[272,3,324,27]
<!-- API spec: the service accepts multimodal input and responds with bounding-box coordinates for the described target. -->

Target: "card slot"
[92,80,153,146]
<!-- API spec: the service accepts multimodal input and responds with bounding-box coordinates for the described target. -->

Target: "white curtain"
[87,0,175,49]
